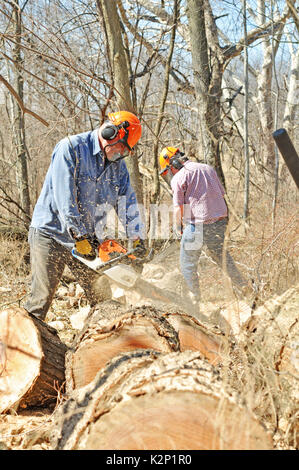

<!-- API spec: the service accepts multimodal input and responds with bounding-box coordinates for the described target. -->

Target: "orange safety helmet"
[159,147,182,175]
[108,111,142,149]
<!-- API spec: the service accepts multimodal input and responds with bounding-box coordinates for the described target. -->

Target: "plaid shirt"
[171,161,227,224]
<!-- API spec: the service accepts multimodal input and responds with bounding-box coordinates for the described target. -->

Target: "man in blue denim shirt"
[24,111,145,321]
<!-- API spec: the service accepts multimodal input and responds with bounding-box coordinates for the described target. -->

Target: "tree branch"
[117,0,194,95]
[0,73,49,127]
[286,0,299,32]
[222,13,290,65]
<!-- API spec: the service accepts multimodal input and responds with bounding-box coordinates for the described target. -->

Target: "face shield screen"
[104,141,130,161]
[103,126,132,161]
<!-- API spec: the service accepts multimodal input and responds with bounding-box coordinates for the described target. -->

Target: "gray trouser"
[180,219,247,297]
[24,228,111,320]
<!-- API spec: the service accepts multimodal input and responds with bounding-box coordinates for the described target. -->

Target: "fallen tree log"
[52,350,272,450]
[240,284,299,448]
[162,309,228,365]
[0,307,67,413]
[66,302,180,392]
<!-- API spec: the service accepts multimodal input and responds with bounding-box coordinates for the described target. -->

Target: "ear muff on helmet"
[101,121,130,141]
[169,156,184,170]
[101,125,118,140]
[159,147,185,175]
[107,111,142,149]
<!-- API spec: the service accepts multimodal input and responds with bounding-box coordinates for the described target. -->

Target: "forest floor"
[0,202,298,450]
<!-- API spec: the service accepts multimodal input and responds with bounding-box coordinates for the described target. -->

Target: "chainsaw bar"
[71,247,138,274]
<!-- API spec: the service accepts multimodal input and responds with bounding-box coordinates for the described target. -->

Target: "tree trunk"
[151,0,178,205]
[97,0,143,204]
[0,307,67,413]
[66,303,180,392]
[186,0,225,185]
[255,38,275,170]
[53,350,272,450]
[254,0,286,171]
[283,41,299,140]
[11,1,31,224]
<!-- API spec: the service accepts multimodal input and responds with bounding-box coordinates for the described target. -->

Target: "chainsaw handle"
[96,247,138,269]
[99,246,154,271]
[132,247,154,264]
[72,244,154,275]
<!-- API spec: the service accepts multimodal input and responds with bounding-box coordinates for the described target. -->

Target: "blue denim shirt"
[30,129,143,248]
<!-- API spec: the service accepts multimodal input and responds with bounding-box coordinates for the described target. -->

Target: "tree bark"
[10,1,31,224]
[283,40,299,139]
[186,0,225,185]
[256,39,275,168]
[53,350,272,450]
[0,307,67,413]
[66,303,180,392]
[240,284,299,448]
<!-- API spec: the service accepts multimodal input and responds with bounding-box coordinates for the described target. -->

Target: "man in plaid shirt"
[159,147,248,305]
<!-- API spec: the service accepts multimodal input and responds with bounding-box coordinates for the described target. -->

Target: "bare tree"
[97,0,143,203]
[8,0,31,224]
[151,0,179,205]
[0,0,297,230]
[186,0,224,179]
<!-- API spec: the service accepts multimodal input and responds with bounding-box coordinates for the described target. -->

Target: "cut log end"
[0,307,67,413]
[55,350,272,451]
[163,310,226,365]
[86,390,272,450]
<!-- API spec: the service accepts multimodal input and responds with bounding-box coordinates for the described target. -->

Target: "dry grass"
[0,187,298,450]
[0,235,30,311]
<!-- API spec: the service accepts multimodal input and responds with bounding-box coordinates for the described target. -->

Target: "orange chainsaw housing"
[98,239,136,262]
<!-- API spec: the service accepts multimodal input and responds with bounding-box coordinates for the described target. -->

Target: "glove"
[74,236,96,258]
[132,238,147,257]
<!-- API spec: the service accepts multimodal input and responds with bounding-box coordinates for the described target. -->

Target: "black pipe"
[272,128,299,190]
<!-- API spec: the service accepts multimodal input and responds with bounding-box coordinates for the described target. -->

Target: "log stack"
[0,307,67,413]
[3,284,297,449]
[52,350,272,450]
[241,284,299,448]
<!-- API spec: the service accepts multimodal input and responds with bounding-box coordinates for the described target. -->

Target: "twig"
[0,73,49,127]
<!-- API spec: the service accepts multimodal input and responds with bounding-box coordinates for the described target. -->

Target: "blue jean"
[180,219,247,297]
[24,228,111,320]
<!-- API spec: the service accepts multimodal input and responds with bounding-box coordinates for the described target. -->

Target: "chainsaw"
[72,239,152,288]
[72,238,208,321]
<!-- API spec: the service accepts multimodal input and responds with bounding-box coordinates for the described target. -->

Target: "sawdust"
[0,240,297,450]
[0,408,55,450]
